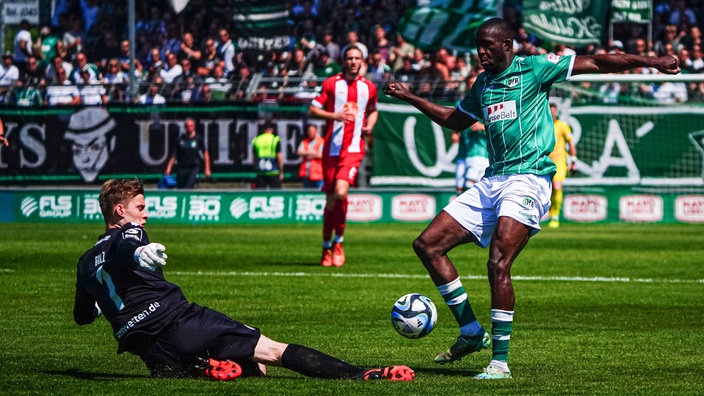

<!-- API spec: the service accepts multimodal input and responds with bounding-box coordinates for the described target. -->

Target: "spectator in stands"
[411,48,430,72]
[192,83,212,103]
[0,53,20,87]
[63,16,85,60]
[102,58,127,102]
[367,50,391,82]
[91,30,121,70]
[21,56,45,87]
[45,67,81,106]
[689,44,704,72]
[310,48,341,78]
[70,51,101,84]
[669,0,697,26]
[13,19,33,73]
[680,26,702,51]
[6,78,43,106]
[147,47,166,81]
[35,26,58,69]
[372,25,390,62]
[118,39,143,78]
[78,66,108,105]
[46,55,73,83]
[178,32,202,65]
[322,30,340,62]
[172,58,200,102]
[284,49,308,77]
[138,80,166,105]
[341,31,368,61]
[394,57,419,85]
[389,33,414,72]
[163,22,181,56]
[199,38,220,76]
[160,52,183,84]
[206,62,232,100]
[217,28,236,76]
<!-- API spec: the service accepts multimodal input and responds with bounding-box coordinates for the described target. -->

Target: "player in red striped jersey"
[308,46,379,267]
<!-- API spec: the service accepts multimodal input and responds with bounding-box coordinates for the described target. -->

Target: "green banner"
[396,0,498,52]
[3,188,703,224]
[3,190,453,224]
[611,0,652,23]
[372,103,704,188]
[522,0,608,47]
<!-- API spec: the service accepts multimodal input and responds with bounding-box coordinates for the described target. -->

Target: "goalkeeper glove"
[134,243,167,271]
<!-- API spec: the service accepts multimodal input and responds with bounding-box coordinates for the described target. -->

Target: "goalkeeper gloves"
[134,243,167,271]
[568,155,577,175]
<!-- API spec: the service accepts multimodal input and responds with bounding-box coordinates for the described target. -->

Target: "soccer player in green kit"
[385,17,679,379]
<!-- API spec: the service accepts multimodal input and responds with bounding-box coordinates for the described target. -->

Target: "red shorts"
[322,154,364,194]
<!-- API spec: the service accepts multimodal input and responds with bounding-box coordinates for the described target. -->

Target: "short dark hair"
[479,18,515,42]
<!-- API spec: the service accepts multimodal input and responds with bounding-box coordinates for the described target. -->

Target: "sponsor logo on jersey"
[507,77,519,87]
[249,196,285,219]
[546,54,561,64]
[391,194,436,221]
[122,227,142,241]
[347,194,383,222]
[564,194,607,222]
[484,100,517,125]
[295,194,326,221]
[619,195,663,222]
[674,195,704,223]
[188,195,221,222]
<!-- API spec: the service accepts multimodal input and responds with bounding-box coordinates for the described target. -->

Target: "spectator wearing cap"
[251,121,284,189]
[13,19,33,72]
[310,48,341,78]
[367,50,391,82]
[0,53,20,87]
[45,67,81,106]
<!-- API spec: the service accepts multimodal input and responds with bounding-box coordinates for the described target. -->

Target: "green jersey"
[458,53,574,177]
[457,129,488,160]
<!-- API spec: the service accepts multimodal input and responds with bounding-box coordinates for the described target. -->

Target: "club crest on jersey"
[507,77,519,87]
[522,197,535,209]
[546,54,561,64]
[483,100,517,125]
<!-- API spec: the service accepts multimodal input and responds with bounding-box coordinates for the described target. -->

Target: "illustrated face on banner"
[63,108,117,182]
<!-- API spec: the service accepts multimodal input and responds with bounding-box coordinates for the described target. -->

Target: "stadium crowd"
[2,0,704,106]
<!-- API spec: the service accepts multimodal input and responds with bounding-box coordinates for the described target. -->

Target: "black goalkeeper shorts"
[131,303,263,378]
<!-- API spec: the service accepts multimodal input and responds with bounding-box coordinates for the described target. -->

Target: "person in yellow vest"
[548,103,577,228]
[252,121,284,189]
[297,124,325,189]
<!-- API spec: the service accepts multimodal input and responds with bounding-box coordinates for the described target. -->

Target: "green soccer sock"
[437,278,482,336]
[490,309,514,362]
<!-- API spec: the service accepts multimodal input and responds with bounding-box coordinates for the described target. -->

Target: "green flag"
[232,1,289,52]
[522,0,608,47]
[397,0,499,52]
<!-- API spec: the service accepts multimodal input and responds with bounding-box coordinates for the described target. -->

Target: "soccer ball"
[391,293,438,339]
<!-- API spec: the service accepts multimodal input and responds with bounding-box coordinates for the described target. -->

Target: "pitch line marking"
[171,271,704,284]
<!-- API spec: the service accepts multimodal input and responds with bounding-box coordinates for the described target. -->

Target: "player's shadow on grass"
[43,368,149,381]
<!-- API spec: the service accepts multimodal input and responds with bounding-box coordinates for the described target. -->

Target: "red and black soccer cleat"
[362,365,415,381]
[197,357,243,381]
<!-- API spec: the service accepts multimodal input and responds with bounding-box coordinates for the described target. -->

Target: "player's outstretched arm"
[573,54,680,76]
[384,82,475,131]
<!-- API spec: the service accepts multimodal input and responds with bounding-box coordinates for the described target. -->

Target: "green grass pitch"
[1,222,703,395]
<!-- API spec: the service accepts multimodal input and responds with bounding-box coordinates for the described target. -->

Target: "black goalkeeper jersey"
[73,223,188,351]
